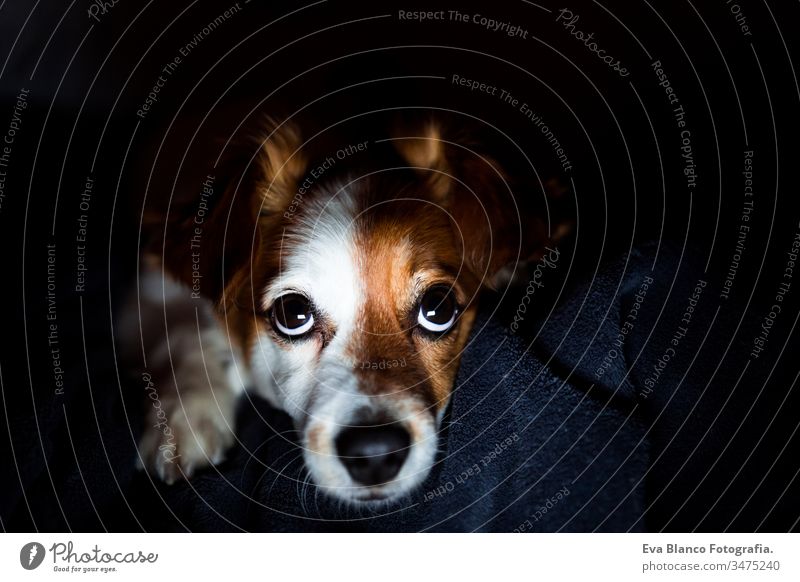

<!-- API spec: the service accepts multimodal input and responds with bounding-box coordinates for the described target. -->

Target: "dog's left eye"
[271,294,315,337]
[417,286,459,334]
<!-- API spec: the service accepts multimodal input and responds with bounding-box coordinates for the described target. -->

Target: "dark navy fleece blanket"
[4,242,797,531]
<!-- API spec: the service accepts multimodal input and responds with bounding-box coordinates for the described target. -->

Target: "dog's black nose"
[335,425,411,486]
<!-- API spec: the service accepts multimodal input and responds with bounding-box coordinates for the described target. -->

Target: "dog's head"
[157,117,559,503]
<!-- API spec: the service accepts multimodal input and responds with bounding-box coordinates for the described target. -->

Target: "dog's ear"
[253,120,307,216]
[146,119,306,300]
[393,120,571,289]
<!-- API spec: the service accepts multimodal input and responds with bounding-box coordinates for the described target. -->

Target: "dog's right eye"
[271,294,315,337]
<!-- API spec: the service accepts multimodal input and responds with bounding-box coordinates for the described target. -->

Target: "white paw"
[137,395,235,485]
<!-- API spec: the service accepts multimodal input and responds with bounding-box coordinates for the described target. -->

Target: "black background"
[0,0,798,531]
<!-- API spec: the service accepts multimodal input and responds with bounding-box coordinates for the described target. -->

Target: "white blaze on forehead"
[265,192,363,353]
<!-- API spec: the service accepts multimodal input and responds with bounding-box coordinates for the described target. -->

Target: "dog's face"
[249,189,481,503]
[161,119,552,503]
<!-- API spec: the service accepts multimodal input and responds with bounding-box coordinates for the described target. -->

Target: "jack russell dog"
[118,115,566,504]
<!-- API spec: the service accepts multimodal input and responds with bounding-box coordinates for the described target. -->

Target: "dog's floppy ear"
[147,119,306,300]
[393,120,570,289]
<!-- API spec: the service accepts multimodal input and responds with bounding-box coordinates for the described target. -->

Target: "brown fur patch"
[347,198,482,411]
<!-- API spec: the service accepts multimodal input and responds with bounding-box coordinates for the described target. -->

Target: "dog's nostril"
[335,425,411,486]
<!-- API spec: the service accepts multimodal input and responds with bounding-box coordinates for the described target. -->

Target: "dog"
[118,116,564,504]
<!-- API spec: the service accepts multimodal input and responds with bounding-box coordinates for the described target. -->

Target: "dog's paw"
[137,396,235,485]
